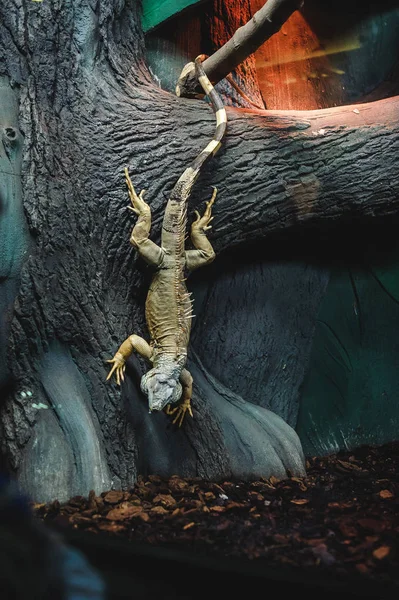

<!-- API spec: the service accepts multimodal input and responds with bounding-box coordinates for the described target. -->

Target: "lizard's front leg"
[125,168,164,267]
[106,334,153,385]
[165,368,193,427]
[185,187,217,271]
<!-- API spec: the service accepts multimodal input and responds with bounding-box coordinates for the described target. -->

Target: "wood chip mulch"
[34,442,398,587]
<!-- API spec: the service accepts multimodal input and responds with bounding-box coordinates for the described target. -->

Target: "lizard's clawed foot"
[125,167,148,216]
[165,398,193,427]
[106,353,126,386]
[192,187,217,232]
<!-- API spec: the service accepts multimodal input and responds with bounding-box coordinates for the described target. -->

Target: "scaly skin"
[107,56,226,426]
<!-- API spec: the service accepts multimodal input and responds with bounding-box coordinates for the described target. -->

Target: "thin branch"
[176,0,303,98]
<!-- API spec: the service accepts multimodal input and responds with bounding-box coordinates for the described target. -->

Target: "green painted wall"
[297,237,399,456]
[0,77,29,386]
[142,0,202,31]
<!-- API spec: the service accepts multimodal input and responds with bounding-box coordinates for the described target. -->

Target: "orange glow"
[250,5,347,110]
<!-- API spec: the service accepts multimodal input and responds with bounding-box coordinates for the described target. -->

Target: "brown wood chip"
[150,506,169,515]
[336,460,364,472]
[153,494,177,508]
[137,511,150,522]
[97,522,125,533]
[373,546,391,560]
[339,521,358,538]
[209,505,225,512]
[357,518,386,532]
[34,441,399,586]
[106,503,144,521]
[103,491,125,504]
[168,478,188,493]
[379,489,394,499]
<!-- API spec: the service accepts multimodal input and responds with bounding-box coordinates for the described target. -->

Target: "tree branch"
[176,0,303,98]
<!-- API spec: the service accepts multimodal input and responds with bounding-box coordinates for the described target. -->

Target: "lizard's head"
[141,368,182,412]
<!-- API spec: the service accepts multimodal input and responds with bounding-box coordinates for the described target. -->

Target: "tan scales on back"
[106,56,227,427]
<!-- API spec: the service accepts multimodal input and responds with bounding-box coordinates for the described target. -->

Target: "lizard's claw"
[125,167,147,216]
[165,399,193,427]
[192,187,217,232]
[106,353,126,386]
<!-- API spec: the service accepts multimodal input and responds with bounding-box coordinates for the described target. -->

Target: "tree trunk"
[0,0,398,502]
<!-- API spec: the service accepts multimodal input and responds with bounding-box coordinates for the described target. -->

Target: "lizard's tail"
[170,55,226,201]
[189,54,227,172]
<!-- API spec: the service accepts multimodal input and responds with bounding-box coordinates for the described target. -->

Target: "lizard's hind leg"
[125,168,164,267]
[185,187,217,271]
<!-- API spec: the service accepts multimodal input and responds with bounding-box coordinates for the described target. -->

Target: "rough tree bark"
[0,0,398,502]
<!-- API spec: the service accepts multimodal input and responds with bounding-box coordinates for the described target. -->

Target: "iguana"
[106,55,227,426]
